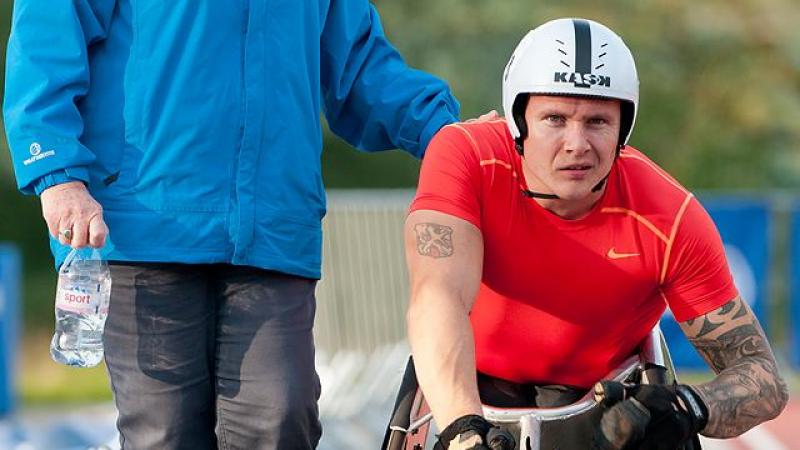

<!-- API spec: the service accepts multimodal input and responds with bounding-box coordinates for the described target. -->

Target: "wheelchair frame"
[381,324,678,450]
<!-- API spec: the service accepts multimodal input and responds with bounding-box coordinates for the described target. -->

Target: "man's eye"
[546,115,564,123]
[589,117,608,125]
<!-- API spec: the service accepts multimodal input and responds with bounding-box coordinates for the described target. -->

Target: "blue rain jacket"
[4,0,459,278]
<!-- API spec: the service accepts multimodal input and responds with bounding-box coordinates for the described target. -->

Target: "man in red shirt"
[405,18,788,450]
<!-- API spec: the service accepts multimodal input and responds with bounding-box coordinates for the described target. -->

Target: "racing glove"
[434,414,516,450]
[593,382,708,450]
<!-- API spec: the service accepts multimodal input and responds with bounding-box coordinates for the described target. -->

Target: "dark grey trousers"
[103,263,322,450]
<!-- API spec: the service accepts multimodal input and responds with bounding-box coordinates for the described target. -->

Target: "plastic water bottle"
[50,247,112,367]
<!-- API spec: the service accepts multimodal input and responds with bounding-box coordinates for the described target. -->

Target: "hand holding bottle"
[50,247,112,367]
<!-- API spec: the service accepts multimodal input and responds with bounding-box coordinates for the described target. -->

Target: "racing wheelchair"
[380,324,700,450]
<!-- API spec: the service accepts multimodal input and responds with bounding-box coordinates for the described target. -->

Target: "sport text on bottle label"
[55,287,107,314]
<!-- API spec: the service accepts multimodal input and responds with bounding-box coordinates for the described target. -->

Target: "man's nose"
[564,123,591,154]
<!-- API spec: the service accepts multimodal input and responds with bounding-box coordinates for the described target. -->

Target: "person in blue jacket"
[4,1,461,449]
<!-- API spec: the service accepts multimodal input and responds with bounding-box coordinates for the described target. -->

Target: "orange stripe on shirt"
[480,159,512,169]
[659,289,669,306]
[600,207,669,243]
[479,159,519,179]
[449,124,481,155]
[619,153,689,195]
[660,193,694,283]
[463,118,507,125]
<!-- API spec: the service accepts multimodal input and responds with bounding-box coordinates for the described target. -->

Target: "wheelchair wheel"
[381,357,434,450]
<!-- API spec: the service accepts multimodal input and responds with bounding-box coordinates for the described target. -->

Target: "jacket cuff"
[417,107,459,159]
[31,167,90,196]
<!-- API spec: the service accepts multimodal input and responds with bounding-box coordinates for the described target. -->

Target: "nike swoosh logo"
[607,248,640,259]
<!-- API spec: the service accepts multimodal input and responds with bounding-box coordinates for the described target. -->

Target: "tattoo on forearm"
[682,297,788,438]
[413,223,454,258]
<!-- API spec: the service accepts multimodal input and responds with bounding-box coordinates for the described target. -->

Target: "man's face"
[521,95,621,205]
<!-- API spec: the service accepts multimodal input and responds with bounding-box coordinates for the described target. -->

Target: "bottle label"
[56,288,101,314]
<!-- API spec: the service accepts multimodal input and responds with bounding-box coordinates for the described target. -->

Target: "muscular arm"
[405,209,484,429]
[679,296,789,438]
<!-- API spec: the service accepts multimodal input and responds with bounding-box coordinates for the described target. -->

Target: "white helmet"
[502,18,639,147]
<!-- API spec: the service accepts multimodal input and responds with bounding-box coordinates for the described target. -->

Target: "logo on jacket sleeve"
[23,141,56,166]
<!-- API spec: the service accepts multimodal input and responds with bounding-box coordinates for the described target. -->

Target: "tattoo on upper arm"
[681,297,788,437]
[413,223,454,258]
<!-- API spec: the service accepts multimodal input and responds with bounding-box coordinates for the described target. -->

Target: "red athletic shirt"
[409,120,738,387]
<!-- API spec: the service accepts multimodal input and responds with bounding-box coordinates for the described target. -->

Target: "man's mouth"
[558,163,594,181]
[560,163,592,171]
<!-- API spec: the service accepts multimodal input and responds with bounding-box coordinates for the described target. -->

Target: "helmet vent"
[557,39,570,67]
[596,49,607,70]
[594,47,608,70]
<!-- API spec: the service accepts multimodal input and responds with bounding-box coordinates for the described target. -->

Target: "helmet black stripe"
[573,19,592,87]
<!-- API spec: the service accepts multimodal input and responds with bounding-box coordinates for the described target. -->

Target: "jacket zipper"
[231,0,250,258]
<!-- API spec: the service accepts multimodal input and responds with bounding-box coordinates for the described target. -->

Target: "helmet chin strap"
[519,143,622,200]
[521,188,559,200]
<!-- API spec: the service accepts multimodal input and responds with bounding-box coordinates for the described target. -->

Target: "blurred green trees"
[1,0,799,332]
[329,0,800,189]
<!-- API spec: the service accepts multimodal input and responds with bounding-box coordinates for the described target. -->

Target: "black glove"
[594,383,708,450]
[486,427,516,450]
[434,414,516,450]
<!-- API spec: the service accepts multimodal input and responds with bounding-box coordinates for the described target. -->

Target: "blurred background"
[0,0,798,448]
